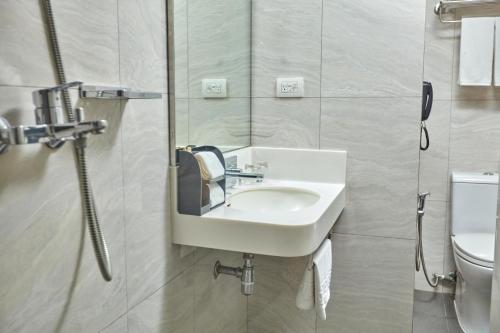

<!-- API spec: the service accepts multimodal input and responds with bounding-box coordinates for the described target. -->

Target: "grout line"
[118,99,130,330]
[185,0,191,145]
[99,312,128,333]
[445,24,456,284]
[318,0,325,152]
[249,0,254,150]
[115,3,130,332]
[116,0,122,88]
[0,84,52,89]
[331,231,416,241]
[251,95,421,99]
[419,0,428,206]
[126,259,196,314]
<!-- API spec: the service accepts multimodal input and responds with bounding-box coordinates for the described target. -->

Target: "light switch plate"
[276,77,304,98]
[202,79,227,98]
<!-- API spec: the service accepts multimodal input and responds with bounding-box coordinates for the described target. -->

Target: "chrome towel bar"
[434,0,499,23]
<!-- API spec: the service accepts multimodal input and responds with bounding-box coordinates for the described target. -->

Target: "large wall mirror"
[173,0,251,152]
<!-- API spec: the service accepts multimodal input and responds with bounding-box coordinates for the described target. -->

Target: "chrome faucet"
[0,82,108,154]
[224,156,267,188]
[226,168,265,181]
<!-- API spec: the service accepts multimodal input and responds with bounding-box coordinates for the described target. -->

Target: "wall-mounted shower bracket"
[214,253,255,296]
[79,85,162,100]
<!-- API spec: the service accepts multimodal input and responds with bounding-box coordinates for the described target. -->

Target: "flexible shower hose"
[40,0,112,281]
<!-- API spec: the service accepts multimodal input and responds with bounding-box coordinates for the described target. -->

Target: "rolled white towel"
[208,183,225,208]
[194,151,225,180]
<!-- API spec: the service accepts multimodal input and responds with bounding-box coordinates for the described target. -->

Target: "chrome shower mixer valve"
[0,82,108,154]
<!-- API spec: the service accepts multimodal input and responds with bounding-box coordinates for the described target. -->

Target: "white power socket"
[202,79,227,98]
[276,77,304,98]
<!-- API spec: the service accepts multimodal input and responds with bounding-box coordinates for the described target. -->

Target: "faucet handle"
[245,162,268,170]
[256,161,268,169]
[33,81,84,126]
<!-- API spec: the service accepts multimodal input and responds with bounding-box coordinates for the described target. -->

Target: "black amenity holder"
[176,145,226,216]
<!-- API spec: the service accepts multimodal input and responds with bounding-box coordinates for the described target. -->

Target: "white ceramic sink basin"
[228,187,320,213]
[172,147,347,257]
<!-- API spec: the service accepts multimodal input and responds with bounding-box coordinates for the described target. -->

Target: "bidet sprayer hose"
[415,192,439,288]
[41,0,112,281]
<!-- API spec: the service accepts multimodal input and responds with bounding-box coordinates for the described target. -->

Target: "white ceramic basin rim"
[228,187,320,213]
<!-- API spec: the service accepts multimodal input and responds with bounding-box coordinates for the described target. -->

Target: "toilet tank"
[451,172,499,235]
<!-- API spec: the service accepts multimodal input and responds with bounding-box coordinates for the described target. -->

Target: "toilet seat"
[452,233,495,269]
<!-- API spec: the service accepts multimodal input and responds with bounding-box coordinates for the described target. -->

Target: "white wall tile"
[321,98,420,239]
[252,98,320,149]
[53,0,120,86]
[321,0,425,98]
[188,98,251,149]
[252,0,322,98]
[0,0,55,87]
[187,0,251,98]
[128,267,195,333]
[449,100,500,172]
[119,0,167,93]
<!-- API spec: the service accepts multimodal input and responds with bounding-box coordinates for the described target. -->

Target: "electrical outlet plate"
[276,77,304,98]
[202,79,227,98]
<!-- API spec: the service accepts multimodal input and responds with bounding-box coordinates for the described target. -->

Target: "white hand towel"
[208,183,224,208]
[495,18,500,86]
[459,17,495,86]
[194,151,225,180]
[295,256,314,310]
[295,239,332,319]
[313,239,332,321]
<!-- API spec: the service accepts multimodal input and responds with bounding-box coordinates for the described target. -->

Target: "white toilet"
[451,172,498,333]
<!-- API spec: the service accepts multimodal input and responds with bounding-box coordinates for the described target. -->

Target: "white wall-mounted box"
[276,77,304,97]
[202,79,227,98]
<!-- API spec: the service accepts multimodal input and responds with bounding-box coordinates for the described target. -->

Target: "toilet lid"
[453,233,495,265]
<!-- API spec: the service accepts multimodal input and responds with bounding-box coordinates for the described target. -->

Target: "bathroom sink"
[228,187,320,213]
[171,147,347,257]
